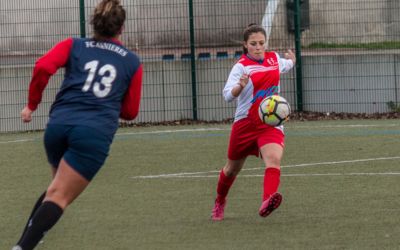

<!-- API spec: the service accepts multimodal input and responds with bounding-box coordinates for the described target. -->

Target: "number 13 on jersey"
[82,60,117,98]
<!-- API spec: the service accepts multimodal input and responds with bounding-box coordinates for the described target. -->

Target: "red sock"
[263,167,281,201]
[216,169,236,202]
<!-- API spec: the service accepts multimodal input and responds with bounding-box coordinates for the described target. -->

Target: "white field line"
[0,128,227,144]
[286,172,400,177]
[0,138,35,144]
[116,127,227,136]
[292,124,400,129]
[134,172,400,178]
[130,156,400,179]
[1,123,399,144]
[245,156,400,171]
[242,172,400,177]
[117,123,400,136]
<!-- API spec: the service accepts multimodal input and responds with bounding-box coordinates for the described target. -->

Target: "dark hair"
[242,23,267,54]
[90,0,126,40]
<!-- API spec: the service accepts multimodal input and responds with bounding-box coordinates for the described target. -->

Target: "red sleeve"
[27,38,73,111]
[120,64,143,120]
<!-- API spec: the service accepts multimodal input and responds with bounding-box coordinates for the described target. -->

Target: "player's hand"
[21,106,33,123]
[284,49,296,65]
[239,73,249,88]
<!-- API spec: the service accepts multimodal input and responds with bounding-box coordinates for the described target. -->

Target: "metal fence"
[0,0,399,132]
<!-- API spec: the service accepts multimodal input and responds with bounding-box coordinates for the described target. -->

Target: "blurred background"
[1,0,399,132]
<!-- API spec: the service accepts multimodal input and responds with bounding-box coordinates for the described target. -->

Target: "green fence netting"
[0,0,399,132]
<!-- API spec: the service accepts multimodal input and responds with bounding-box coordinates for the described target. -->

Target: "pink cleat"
[211,199,226,221]
[259,192,282,217]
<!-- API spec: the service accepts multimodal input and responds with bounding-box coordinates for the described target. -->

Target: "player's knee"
[223,164,241,176]
[265,155,281,167]
[45,186,71,209]
[225,168,239,177]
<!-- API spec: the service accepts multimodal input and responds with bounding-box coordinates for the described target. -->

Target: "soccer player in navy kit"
[13,1,142,249]
[211,24,296,221]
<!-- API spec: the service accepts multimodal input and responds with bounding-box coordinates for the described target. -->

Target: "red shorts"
[227,118,285,160]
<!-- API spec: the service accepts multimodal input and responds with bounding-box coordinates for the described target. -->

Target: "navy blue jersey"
[47,38,141,137]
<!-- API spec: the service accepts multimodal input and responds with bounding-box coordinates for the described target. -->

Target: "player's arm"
[277,50,296,73]
[223,63,248,102]
[22,38,73,121]
[21,38,73,122]
[120,64,143,121]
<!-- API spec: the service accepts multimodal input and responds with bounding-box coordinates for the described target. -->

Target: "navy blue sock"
[17,201,63,250]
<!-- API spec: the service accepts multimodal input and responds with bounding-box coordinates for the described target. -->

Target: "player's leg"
[218,158,246,201]
[258,142,284,217]
[218,118,256,202]
[212,158,246,221]
[16,166,58,244]
[212,119,258,220]
[44,158,90,208]
[14,125,69,248]
[15,191,46,244]
[15,159,89,250]
[14,125,110,249]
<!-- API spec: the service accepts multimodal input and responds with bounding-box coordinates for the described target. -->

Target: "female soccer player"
[211,24,296,221]
[13,0,143,249]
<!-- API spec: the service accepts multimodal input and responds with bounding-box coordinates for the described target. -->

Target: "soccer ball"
[258,95,291,126]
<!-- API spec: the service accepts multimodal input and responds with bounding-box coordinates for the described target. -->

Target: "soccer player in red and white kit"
[13,1,142,249]
[211,24,296,221]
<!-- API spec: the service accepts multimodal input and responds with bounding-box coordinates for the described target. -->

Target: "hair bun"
[91,0,126,39]
[105,0,121,4]
[99,0,121,16]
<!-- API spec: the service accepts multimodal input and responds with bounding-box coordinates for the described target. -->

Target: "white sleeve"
[276,52,294,73]
[223,63,245,102]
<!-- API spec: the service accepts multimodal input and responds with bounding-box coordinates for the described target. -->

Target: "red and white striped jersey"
[223,51,294,123]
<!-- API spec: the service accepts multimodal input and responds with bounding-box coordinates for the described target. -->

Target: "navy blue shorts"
[44,124,113,181]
